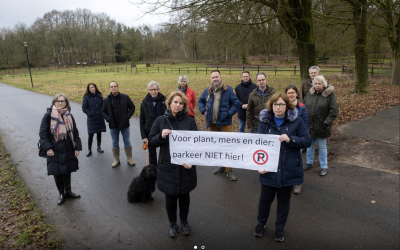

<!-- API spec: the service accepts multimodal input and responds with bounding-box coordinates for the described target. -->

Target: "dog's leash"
[143,141,148,165]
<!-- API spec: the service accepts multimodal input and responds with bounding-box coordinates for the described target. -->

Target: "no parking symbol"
[253,150,268,165]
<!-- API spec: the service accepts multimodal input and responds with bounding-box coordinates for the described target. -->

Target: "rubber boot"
[112,148,120,168]
[54,175,66,205]
[87,135,92,156]
[124,147,136,166]
[65,174,81,198]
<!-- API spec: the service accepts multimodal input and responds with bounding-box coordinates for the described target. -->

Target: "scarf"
[50,105,75,148]
[178,85,187,95]
[147,93,163,119]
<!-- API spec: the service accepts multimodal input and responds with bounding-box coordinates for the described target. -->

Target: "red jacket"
[186,86,196,117]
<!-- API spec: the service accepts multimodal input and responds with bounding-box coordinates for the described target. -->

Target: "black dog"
[127,165,157,203]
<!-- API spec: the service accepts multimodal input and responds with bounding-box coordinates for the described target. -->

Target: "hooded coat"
[82,92,107,134]
[303,85,338,138]
[39,108,82,176]
[198,83,240,128]
[148,109,198,195]
[234,79,257,120]
[257,108,311,188]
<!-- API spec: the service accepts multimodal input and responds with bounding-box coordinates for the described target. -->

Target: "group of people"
[38,66,338,242]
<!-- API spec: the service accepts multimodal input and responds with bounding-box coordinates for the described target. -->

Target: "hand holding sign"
[279,134,290,143]
[162,129,172,139]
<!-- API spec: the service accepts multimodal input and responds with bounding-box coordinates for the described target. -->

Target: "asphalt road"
[0,82,398,250]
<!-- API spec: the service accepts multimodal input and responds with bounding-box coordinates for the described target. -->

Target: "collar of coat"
[208,82,227,93]
[309,85,335,97]
[259,108,299,123]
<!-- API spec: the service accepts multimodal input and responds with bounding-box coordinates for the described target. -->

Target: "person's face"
[148,85,159,98]
[211,72,222,87]
[256,75,267,89]
[179,79,187,88]
[55,96,66,109]
[170,95,184,115]
[109,82,118,94]
[89,84,96,94]
[309,69,319,80]
[241,73,250,83]
[273,97,287,118]
[314,80,324,93]
[286,88,298,102]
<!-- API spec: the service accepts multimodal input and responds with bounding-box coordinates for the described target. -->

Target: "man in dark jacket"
[198,70,240,180]
[235,71,257,133]
[140,81,167,166]
[101,81,136,168]
[301,66,320,100]
[246,73,276,133]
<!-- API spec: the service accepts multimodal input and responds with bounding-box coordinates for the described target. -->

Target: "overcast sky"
[0,0,169,29]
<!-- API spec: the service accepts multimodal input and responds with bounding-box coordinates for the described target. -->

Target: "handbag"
[38,139,47,158]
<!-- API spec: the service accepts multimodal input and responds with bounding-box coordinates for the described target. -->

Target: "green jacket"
[303,85,338,138]
[246,86,276,133]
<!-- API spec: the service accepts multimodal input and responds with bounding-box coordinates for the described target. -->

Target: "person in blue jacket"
[253,93,311,242]
[82,83,106,157]
[284,84,309,195]
[198,70,240,180]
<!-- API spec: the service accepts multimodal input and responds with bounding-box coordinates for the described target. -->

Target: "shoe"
[169,222,178,238]
[227,169,237,181]
[275,229,284,242]
[181,221,191,235]
[66,191,81,198]
[57,193,66,205]
[97,147,104,153]
[86,149,92,157]
[112,148,120,168]
[293,184,302,195]
[254,224,265,237]
[213,167,225,174]
[303,164,313,170]
[124,147,136,166]
[320,169,327,176]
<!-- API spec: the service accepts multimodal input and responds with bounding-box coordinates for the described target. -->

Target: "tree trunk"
[392,50,400,85]
[351,0,369,93]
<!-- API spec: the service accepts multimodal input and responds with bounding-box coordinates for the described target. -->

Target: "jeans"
[239,118,254,133]
[306,138,328,169]
[257,184,293,230]
[110,127,131,149]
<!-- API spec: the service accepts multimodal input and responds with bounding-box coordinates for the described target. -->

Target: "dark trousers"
[148,144,157,166]
[54,174,73,194]
[88,133,102,149]
[257,184,293,230]
[165,193,190,223]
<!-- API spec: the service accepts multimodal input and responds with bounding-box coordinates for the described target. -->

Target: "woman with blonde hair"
[149,91,198,237]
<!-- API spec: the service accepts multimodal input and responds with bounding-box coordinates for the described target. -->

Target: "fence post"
[66,70,67,75]
[206,67,208,74]
[158,67,159,73]
[229,67,231,74]
[342,65,345,73]
[164,67,166,73]
[196,67,198,74]
[187,67,189,73]
[294,66,296,75]
[217,66,219,72]
[126,66,127,72]
[136,67,138,74]
[371,66,374,76]
[147,67,149,73]
[243,66,245,72]
[275,66,277,76]
[258,65,260,73]
[179,68,180,74]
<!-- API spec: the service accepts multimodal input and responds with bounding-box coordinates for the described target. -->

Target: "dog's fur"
[127,165,157,203]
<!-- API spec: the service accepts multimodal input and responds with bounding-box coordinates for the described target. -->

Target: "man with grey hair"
[101,81,136,168]
[246,72,276,133]
[140,81,167,166]
[301,66,320,100]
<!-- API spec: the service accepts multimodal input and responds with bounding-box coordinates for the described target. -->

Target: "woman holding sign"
[149,91,198,238]
[254,93,311,242]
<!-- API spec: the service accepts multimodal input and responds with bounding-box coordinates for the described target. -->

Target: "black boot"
[86,148,92,157]
[169,222,178,238]
[54,175,66,205]
[64,174,81,198]
[97,133,104,153]
[97,146,104,153]
[87,134,93,156]
[181,221,191,235]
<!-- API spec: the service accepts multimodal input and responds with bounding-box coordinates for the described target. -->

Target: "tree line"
[0,1,398,89]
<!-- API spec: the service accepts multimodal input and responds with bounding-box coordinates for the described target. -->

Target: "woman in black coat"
[254,93,311,242]
[140,81,166,166]
[39,94,82,205]
[149,91,198,238]
[82,83,106,156]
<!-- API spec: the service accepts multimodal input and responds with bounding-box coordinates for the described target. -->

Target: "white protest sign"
[169,130,281,172]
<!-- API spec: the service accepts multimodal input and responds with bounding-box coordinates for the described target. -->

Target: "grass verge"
[0,137,61,249]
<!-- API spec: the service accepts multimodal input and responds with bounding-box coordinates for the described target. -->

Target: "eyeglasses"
[273,103,286,107]
[149,88,159,92]
[55,100,66,103]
